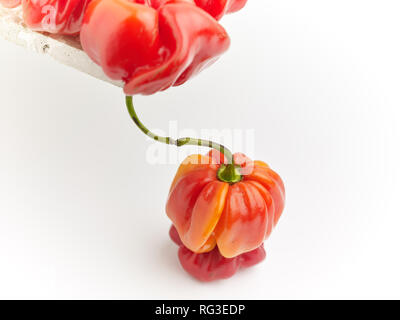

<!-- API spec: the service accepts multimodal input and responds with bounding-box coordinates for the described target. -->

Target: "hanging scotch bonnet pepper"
[125,96,286,280]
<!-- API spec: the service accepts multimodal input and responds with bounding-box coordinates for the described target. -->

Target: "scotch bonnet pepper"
[22,0,92,34]
[166,150,285,258]
[80,0,231,95]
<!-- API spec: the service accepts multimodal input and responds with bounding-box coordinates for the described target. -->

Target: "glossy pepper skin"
[0,0,21,8]
[22,0,92,34]
[166,151,285,258]
[80,0,230,95]
[194,0,247,20]
[170,225,266,282]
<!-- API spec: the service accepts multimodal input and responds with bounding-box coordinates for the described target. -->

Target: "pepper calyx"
[217,164,242,184]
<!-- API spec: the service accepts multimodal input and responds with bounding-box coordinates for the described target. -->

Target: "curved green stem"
[125,95,234,164]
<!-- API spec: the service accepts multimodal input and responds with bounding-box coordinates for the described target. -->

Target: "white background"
[1,1,400,299]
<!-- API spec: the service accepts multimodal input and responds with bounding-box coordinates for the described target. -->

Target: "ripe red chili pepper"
[194,0,247,20]
[0,0,21,8]
[80,0,230,95]
[170,225,266,282]
[166,150,285,258]
[22,0,92,34]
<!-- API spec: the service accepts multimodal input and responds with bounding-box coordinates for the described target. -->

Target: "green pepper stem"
[125,95,234,164]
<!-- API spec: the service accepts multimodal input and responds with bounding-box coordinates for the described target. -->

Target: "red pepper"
[194,0,247,20]
[80,0,230,95]
[0,0,21,8]
[166,150,285,258]
[170,225,266,282]
[22,0,92,34]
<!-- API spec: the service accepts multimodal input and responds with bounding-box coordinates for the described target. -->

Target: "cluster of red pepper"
[2,0,246,95]
[2,0,287,281]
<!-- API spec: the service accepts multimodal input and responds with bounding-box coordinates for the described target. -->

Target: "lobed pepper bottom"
[169,226,266,282]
